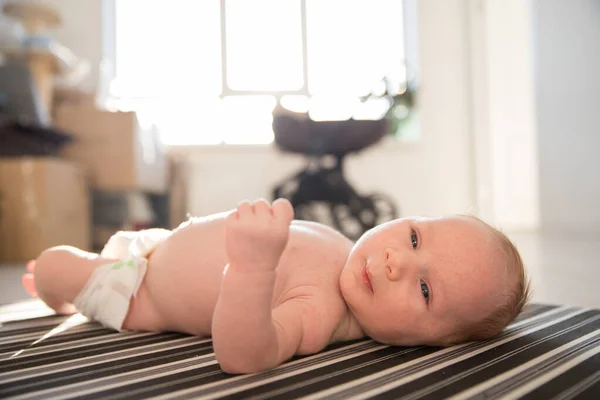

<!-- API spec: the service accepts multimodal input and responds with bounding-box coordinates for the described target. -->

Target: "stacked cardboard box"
[55,105,167,193]
[0,157,90,262]
[0,104,169,262]
[55,104,169,252]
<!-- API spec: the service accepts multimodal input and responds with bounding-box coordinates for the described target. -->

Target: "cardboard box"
[55,106,167,193]
[0,157,90,262]
[51,87,96,120]
[168,157,189,229]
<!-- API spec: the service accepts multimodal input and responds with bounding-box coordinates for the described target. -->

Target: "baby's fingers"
[236,201,252,219]
[272,198,294,222]
[252,199,271,215]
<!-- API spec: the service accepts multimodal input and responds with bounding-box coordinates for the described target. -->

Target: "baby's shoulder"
[281,221,353,277]
[290,220,354,248]
[283,223,353,276]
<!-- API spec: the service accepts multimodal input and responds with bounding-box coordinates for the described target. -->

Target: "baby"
[22,198,530,374]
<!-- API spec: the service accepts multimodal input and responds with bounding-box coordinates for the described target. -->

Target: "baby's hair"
[443,215,532,345]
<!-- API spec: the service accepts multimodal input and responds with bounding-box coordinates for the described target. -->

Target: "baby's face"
[339,216,509,346]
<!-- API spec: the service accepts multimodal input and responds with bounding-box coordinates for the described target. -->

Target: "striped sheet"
[1,302,599,399]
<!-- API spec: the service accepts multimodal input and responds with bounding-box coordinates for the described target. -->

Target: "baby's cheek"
[391,301,421,326]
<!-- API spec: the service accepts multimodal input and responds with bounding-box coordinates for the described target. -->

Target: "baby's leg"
[22,246,117,314]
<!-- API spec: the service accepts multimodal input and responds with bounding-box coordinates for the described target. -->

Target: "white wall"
[468,0,600,234]
[533,0,600,234]
[469,0,540,232]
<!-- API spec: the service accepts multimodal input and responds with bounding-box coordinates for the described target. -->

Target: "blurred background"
[0,0,599,309]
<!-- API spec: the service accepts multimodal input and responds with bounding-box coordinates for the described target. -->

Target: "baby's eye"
[411,230,418,249]
[420,280,430,302]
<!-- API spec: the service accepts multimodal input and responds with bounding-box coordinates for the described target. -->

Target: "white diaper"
[72,228,172,331]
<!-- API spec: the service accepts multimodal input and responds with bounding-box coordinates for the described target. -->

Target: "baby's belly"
[143,224,229,336]
[137,217,352,336]
[146,261,224,336]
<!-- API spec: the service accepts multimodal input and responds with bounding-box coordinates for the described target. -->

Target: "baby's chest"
[274,245,346,301]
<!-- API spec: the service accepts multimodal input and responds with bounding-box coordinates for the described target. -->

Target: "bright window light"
[113,0,406,145]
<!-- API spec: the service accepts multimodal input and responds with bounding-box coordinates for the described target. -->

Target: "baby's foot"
[225,198,294,271]
[22,260,38,297]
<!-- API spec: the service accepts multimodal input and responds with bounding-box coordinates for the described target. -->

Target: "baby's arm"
[211,199,310,374]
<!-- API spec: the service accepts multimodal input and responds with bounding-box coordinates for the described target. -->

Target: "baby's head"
[339,215,530,347]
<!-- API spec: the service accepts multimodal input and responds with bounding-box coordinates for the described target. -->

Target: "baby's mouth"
[362,264,373,293]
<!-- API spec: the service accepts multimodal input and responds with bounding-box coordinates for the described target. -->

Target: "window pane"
[154,96,277,145]
[152,97,225,145]
[221,96,276,144]
[225,0,304,91]
[309,96,360,121]
[306,0,405,96]
[115,0,221,97]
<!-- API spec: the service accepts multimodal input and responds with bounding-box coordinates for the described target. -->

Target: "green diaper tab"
[111,259,136,271]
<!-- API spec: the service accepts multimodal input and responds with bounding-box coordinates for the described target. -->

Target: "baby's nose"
[384,248,413,281]
[384,247,402,264]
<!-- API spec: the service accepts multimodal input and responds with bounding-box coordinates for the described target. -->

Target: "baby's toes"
[26,260,36,273]
[22,273,38,297]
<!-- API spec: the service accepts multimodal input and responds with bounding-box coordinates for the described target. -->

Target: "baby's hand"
[225,198,294,271]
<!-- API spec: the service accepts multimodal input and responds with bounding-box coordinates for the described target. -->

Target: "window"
[109,0,413,145]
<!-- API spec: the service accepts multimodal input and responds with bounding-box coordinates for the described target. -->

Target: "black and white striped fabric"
[1,300,600,399]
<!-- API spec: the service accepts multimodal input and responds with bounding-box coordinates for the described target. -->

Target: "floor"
[509,231,600,309]
[0,263,29,305]
[1,231,600,309]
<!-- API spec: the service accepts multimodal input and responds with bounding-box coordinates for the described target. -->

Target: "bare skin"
[23,199,362,372]
[23,198,511,373]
